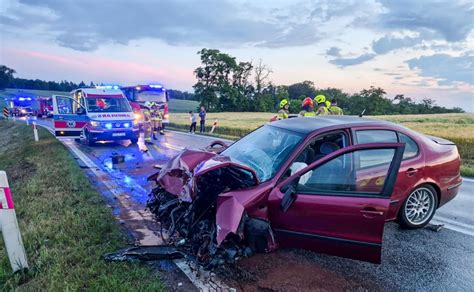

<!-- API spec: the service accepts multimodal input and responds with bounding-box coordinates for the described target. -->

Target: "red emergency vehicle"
[121,84,170,128]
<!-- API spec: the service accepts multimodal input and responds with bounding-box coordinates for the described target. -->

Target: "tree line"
[0,65,195,100]
[193,49,464,115]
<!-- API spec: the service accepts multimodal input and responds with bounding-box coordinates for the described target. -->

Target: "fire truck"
[120,84,170,129]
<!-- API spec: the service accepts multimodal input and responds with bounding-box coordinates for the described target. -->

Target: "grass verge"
[169,113,474,177]
[0,121,163,290]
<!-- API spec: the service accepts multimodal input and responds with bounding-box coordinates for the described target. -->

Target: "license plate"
[112,132,126,137]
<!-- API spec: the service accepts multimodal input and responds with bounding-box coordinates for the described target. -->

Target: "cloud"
[326,47,341,57]
[407,52,474,86]
[379,0,474,42]
[372,35,423,54]
[330,53,376,67]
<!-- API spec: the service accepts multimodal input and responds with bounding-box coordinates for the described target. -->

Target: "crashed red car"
[147,116,462,266]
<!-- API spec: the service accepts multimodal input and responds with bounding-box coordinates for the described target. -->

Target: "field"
[168,112,474,176]
[0,122,163,290]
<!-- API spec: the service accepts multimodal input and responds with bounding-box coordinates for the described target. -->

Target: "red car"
[147,116,462,266]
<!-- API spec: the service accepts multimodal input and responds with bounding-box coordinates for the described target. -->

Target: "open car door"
[52,95,88,138]
[268,143,405,263]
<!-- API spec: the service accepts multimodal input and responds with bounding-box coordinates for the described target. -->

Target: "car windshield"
[221,125,303,182]
[85,97,132,113]
[136,91,167,103]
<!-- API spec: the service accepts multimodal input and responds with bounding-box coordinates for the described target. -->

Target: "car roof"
[270,116,394,134]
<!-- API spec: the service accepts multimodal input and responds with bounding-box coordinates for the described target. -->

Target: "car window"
[398,133,419,159]
[356,130,398,144]
[221,125,304,182]
[296,148,396,195]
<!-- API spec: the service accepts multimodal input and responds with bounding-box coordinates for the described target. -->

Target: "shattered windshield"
[221,125,303,182]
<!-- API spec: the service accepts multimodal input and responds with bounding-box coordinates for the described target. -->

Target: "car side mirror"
[77,107,86,115]
[280,180,298,212]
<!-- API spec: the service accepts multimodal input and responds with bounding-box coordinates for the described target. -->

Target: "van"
[52,87,139,145]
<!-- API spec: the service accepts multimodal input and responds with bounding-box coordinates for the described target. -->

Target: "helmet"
[325,100,331,108]
[279,99,289,108]
[144,101,154,108]
[302,97,314,107]
[314,95,326,104]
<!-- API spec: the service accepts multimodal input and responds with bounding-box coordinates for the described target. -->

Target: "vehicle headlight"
[90,120,100,127]
[164,113,169,119]
[134,113,142,120]
[21,109,26,113]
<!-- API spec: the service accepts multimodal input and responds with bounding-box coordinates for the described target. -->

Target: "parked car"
[147,116,462,266]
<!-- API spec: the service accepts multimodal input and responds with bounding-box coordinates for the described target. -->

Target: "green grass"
[0,121,164,290]
[169,112,474,177]
[168,99,199,113]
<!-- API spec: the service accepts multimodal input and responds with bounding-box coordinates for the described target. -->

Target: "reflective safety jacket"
[143,109,152,123]
[316,106,329,116]
[299,110,316,117]
[150,108,163,121]
[329,106,344,115]
[278,109,289,119]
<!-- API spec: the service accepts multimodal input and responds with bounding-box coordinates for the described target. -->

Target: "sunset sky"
[1,0,473,111]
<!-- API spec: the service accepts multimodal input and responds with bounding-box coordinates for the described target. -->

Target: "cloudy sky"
[1,0,473,111]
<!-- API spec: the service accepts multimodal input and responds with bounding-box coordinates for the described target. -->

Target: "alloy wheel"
[404,187,436,226]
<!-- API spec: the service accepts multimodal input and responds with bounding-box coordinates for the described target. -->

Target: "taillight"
[164,104,169,114]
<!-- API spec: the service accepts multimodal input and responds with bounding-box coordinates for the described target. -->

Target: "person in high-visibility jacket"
[150,102,164,139]
[299,97,316,117]
[314,95,329,115]
[278,99,290,119]
[143,102,153,144]
[329,99,344,115]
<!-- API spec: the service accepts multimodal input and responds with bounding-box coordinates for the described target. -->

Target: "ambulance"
[52,87,139,145]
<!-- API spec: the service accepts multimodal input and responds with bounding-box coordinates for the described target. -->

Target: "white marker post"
[209,119,218,134]
[26,118,29,126]
[0,171,29,273]
[33,122,39,142]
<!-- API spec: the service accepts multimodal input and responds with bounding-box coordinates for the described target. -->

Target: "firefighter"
[329,99,344,115]
[143,102,153,144]
[150,102,164,139]
[278,99,290,119]
[314,95,329,115]
[299,97,316,117]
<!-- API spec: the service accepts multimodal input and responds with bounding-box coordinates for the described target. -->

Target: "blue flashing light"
[149,84,163,89]
[123,122,130,128]
[112,85,119,90]
[105,123,113,129]
[18,97,25,101]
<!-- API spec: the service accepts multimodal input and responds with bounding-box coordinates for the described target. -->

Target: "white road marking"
[431,216,474,237]
[462,177,474,183]
[33,122,228,291]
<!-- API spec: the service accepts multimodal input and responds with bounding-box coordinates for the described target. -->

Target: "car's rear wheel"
[399,184,438,229]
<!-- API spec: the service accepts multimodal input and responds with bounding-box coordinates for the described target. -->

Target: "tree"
[288,81,316,99]
[0,65,16,89]
[193,48,255,111]
[254,59,272,94]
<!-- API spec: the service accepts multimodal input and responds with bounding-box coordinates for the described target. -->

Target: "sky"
[0,0,473,111]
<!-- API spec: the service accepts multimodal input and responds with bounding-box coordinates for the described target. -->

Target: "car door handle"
[360,209,384,216]
[406,168,418,176]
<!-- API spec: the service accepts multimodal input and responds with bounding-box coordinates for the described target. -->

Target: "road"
[24,117,474,290]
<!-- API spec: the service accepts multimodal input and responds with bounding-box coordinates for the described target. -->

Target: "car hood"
[156,149,259,202]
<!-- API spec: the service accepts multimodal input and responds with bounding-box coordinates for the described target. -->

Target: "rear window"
[355,130,419,160]
[356,130,398,144]
[399,133,419,159]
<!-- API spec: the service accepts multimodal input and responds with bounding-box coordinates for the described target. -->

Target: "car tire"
[85,131,95,146]
[130,137,138,144]
[399,184,438,229]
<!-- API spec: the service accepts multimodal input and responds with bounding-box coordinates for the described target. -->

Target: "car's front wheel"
[399,184,438,229]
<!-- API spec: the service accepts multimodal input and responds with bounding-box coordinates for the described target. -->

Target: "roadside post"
[2,107,9,119]
[33,122,39,142]
[209,119,218,134]
[0,171,29,273]
[26,118,29,126]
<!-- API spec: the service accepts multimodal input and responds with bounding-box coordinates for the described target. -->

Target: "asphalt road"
[26,117,474,290]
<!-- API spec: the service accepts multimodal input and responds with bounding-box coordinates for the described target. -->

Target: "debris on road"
[103,246,185,262]
[111,153,125,164]
[426,224,444,232]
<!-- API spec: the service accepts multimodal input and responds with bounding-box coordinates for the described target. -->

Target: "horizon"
[1,0,473,111]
